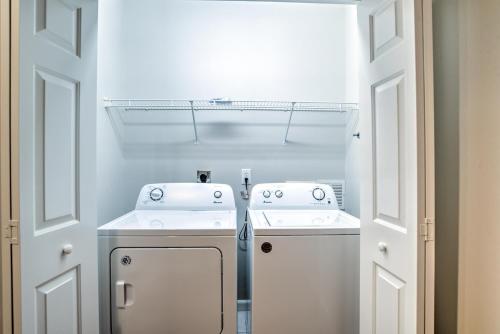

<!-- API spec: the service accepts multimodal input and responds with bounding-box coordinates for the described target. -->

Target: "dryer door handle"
[116,281,134,308]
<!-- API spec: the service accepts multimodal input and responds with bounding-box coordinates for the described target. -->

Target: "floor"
[238,311,250,334]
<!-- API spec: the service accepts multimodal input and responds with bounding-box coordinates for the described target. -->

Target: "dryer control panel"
[136,183,235,211]
[249,183,338,210]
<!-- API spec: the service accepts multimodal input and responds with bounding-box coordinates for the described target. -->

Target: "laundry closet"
[97,0,360,300]
[15,0,433,333]
[97,2,362,333]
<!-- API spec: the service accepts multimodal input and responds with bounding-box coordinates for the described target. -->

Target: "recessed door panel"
[35,0,81,56]
[374,265,406,334]
[370,0,403,60]
[36,268,80,334]
[373,73,405,227]
[111,247,223,334]
[34,68,79,230]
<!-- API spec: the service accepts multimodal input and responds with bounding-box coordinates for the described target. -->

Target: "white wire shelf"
[104,98,358,113]
[104,98,359,144]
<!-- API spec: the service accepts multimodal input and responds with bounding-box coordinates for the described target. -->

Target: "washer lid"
[250,210,359,236]
[98,210,236,236]
[264,211,342,227]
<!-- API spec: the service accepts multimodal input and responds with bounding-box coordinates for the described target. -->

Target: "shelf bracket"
[189,101,199,144]
[283,102,296,144]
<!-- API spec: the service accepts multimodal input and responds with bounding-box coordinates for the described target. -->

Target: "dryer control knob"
[149,188,164,201]
[312,188,326,201]
[214,191,222,199]
[275,190,283,198]
[263,190,271,198]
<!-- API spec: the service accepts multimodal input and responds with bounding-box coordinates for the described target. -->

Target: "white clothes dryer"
[98,183,236,334]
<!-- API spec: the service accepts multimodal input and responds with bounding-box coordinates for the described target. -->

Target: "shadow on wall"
[344,109,360,218]
[106,108,348,159]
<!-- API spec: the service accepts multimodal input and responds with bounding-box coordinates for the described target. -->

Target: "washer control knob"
[214,191,222,199]
[275,190,283,198]
[149,188,164,201]
[263,190,271,198]
[312,188,326,201]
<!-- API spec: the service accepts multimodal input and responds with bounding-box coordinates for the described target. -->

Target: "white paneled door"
[19,0,98,333]
[358,0,434,333]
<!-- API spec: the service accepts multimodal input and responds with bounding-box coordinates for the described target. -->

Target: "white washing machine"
[247,183,360,334]
[98,183,237,334]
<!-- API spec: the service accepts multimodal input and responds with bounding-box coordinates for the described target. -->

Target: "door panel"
[373,73,405,226]
[19,0,97,332]
[370,0,403,60]
[359,0,430,333]
[375,265,406,334]
[35,0,81,56]
[36,268,79,334]
[110,248,223,334]
[35,68,79,229]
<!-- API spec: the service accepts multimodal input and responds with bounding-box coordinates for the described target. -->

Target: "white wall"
[98,0,358,298]
[100,0,356,101]
[433,0,459,333]
[97,0,130,228]
[343,8,359,217]
[344,109,360,217]
[458,1,500,333]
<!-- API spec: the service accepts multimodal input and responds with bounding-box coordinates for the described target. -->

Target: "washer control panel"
[249,183,338,210]
[136,183,235,210]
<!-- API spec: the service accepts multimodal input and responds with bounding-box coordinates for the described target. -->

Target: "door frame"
[0,0,12,330]
[11,0,21,332]
[0,0,20,333]
[416,0,436,333]
[0,0,13,332]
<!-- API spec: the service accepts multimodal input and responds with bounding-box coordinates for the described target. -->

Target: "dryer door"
[110,247,223,334]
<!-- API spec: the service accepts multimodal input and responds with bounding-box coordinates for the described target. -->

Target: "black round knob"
[312,188,326,201]
[149,188,164,201]
[261,242,272,253]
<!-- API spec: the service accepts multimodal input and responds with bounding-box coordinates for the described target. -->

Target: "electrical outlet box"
[241,169,252,185]
[197,170,211,183]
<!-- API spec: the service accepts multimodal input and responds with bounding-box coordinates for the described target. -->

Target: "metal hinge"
[5,219,19,245]
[419,217,434,242]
